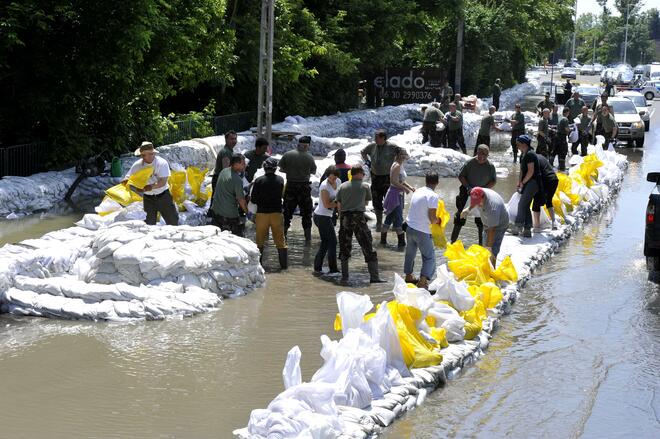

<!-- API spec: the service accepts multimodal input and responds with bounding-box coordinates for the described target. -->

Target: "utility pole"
[623,0,630,64]
[593,34,596,65]
[454,3,464,95]
[571,0,578,61]
[257,0,275,142]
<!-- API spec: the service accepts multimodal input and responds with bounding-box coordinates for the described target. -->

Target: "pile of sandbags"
[481,80,540,111]
[0,221,265,321]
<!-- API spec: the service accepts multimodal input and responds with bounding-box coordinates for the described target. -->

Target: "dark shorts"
[370,174,390,212]
[143,191,179,226]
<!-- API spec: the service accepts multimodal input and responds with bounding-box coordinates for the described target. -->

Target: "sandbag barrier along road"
[234,143,627,439]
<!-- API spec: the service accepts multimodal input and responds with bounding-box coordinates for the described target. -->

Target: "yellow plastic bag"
[430,199,451,248]
[575,154,603,187]
[168,170,187,207]
[127,166,154,189]
[461,300,486,340]
[491,256,518,283]
[105,183,142,206]
[468,282,504,308]
[387,301,442,368]
[187,167,210,205]
[445,241,494,285]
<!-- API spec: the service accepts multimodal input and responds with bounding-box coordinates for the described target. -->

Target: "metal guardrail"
[213,111,256,135]
[1,142,49,178]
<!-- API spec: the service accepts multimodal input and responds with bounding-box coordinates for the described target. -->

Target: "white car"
[630,81,659,101]
[580,64,595,75]
[618,90,653,131]
[594,63,604,74]
[601,97,646,147]
[561,67,577,79]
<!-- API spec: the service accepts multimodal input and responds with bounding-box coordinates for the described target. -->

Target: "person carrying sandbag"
[403,171,441,289]
[512,134,542,238]
[449,144,496,246]
[122,141,179,226]
[460,187,509,265]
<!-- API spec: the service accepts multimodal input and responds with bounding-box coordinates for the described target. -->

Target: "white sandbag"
[428,266,474,312]
[283,346,303,390]
[506,192,521,224]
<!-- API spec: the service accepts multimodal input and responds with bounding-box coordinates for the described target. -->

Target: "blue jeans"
[404,227,436,279]
[313,214,337,271]
[483,225,507,260]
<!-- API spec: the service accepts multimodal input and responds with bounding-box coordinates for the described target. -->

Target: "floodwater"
[0,100,658,438]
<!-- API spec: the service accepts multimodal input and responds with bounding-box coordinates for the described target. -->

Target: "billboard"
[370,68,444,105]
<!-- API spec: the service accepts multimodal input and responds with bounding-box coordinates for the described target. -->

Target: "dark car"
[645,172,660,271]
[575,85,600,107]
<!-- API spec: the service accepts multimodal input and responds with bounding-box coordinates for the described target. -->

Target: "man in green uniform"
[212,153,248,236]
[474,105,500,154]
[279,135,317,241]
[421,102,442,145]
[598,104,617,148]
[445,102,466,154]
[576,106,591,156]
[509,103,526,162]
[537,108,550,158]
[536,92,554,116]
[336,165,384,284]
[212,130,238,190]
[453,93,463,112]
[565,90,585,122]
[492,79,501,110]
[449,144,497,245]
[550,107,571,171]
[244,137,270,182]
[591,92,616,143]
[439,80,453,112]
[361,129,397,232]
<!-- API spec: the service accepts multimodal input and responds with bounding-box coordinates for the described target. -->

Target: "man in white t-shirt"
[403,171,440,289]
[123,141,179,225]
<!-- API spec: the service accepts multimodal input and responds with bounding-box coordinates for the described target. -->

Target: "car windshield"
[577,86,599,94]
[609,100,638,114]
[625,95,646,107]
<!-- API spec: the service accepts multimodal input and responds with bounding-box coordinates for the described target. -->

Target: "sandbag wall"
[0,221,265,321]
[234,144,627,439]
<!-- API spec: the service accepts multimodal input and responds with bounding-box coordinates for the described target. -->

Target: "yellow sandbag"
[429,327,449,348]
[576,154,603,187]
[187,166,210,205]
[387,301,442,368]
[556,173,580,206]
[430,199,451,248]
[168,170,187,206]
[461,300,486,340]
[445,241,494,285]
[469,282,504,308]
[127,166,154,189]
[105,183,142,206]
[491,255,518,283]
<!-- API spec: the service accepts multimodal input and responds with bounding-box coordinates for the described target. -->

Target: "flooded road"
[1,102,659,438]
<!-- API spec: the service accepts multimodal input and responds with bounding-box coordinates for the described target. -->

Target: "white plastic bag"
[283,346,302,390]
[336,291,373,336]
[428,266,475,311]
[568,124,578,143]
[506,192,521,224]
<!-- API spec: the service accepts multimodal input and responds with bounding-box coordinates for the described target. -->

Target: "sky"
[576,0,655,17]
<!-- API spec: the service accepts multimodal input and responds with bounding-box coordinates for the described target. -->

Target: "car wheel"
[635,135,645,148]
[645,91,655,101]
[645,120,650,132]
[647,256,660,271]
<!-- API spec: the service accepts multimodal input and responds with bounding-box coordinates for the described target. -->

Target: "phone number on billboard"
[383,90,434,100]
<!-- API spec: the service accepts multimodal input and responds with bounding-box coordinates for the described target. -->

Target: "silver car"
[617,90,653,131]
[605,97,645,147]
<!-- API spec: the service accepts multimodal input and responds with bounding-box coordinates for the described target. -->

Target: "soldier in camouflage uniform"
[336,166,385,284]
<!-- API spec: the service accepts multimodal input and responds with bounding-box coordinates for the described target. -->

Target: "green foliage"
[1,0,588,166]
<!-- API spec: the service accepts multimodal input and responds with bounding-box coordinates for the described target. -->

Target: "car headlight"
[632,121,644,129]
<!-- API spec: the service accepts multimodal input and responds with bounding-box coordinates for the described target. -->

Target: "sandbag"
[506,192,520,224]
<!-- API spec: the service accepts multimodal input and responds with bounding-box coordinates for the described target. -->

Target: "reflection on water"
[1,104,659,438]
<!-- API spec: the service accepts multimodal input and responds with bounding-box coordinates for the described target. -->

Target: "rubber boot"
[558,159,566,172]
[304,227,312,244]
[258,246,264,265]
[278,248,288,269]
[340,259,349,283]
[417,275,430,290]
[397,233,406,248]
[380,231,388,245]
[450,220,463,243]
[404,273,419,284]
[375,210,383,232]
[368,259,386,283]
[522,227,532,238]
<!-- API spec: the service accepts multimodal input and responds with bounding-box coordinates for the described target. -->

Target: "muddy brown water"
[0,100,658,438]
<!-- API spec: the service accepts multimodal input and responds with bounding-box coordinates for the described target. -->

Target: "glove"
[460,208,470,220]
